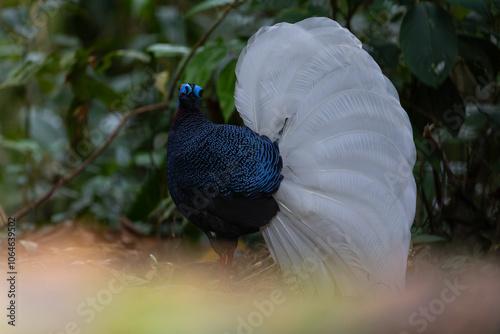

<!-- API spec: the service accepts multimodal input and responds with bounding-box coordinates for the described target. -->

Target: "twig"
[11,102,167,221]
[120,215,148,237]
[8,0,239,223]
[419,166,434,231]
[345,1,362,31]
[401,99,435,120]
[465,130,486,194]
[166,0,241,103]
[422,124,460,188]
[433,168,443,209]
[492,211,500,251]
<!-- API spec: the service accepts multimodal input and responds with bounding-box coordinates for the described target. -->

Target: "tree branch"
[11,102,167,221]
[8,0,240,224]
[166,0,241,103]
[330,0,338,21]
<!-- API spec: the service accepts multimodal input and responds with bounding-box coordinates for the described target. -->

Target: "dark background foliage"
[0,0,499,254]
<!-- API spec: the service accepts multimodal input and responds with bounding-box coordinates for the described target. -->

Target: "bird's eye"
[194,85,203,98]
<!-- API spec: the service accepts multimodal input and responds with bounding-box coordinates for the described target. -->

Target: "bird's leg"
[218,246,236,289]
[218,248,228,287]
[225,245,236,278]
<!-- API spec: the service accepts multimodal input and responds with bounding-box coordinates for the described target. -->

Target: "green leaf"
[67,48,123,107]
[459,36,500,82]
[159,198,177,221]
[146,44,190,58]
[153,132,169,150]
[0,43,22,59]
[449,4,471,19]
[98,49,151,73]
[185,0,235,18]
[133,151,166,167]
[367,39,401,70]
[59,50,78,71]
[0,52,47,89]
[400,2,458,88]
[445,0,491,19]
[275,8,310,23]
[412,233,447,243]
[72,75,122,107]
[67,50,121,106]
[181,43,226,88]
[0,137,41,154]
[131,0,149,16]
[127,167,163,221]
[250,0,298,10]
[28,107,68,152]
[114,49,151,63]
[465,108,500,132]
[216,59,237,123]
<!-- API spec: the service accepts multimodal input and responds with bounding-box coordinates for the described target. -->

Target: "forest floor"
[1,220,500,334]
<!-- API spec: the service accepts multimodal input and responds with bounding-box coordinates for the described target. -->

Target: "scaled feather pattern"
[167,85,283,249]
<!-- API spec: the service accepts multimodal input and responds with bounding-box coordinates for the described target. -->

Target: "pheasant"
[166,17,416,296]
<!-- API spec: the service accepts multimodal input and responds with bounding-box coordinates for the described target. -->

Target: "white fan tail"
[235,17,416,296]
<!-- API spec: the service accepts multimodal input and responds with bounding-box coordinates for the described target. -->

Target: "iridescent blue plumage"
[167,83,283,258]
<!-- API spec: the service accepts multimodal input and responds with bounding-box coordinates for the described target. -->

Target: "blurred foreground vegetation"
[0,0,499,254]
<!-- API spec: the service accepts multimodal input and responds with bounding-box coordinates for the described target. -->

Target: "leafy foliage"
[400,2,458,88]
[0,0,499,253]
[216,59,237,122]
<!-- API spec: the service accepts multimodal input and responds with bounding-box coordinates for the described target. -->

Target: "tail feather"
[235,17,416,296]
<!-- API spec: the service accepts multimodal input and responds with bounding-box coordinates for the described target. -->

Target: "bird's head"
[178,83,203,108]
